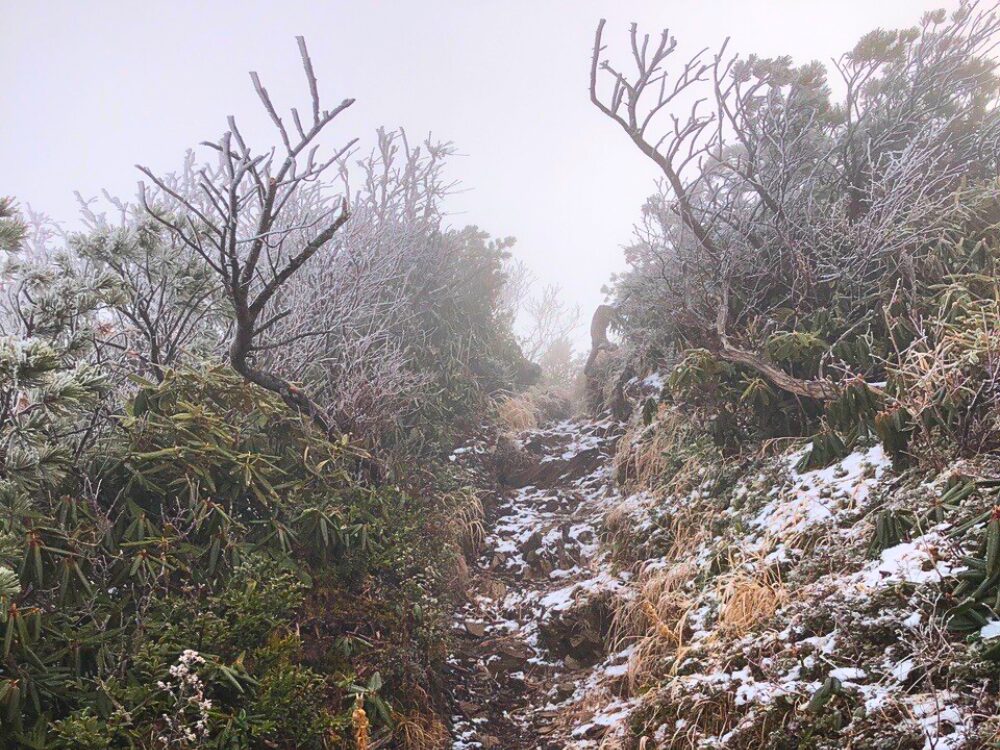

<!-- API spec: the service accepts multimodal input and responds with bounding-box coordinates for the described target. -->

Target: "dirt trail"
[446,418,636,749]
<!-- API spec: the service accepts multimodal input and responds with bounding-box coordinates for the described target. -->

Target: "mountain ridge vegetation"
[4,2,1000,747]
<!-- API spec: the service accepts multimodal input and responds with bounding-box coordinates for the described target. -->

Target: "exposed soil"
[446,418,634,749]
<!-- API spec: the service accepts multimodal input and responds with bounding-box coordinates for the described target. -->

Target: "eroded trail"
[446,418,637,749]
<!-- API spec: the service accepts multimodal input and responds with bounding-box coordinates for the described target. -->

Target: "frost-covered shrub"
[597,4,1000,459]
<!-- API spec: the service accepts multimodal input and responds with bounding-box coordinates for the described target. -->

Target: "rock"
[496,638,534,662]
[458,700,481,716]
[523,530,543,554]
[532,390,573,423]
[495,434,535,486]
[555,680,577,699]
[483,579,507,600]
[444,417,627,748]
[543,495,564,512]
[538,589,616,667]
[481,636,535,676]
[496,430,607,489]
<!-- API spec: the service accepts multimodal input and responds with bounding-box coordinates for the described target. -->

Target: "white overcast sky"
[2,0,959,345]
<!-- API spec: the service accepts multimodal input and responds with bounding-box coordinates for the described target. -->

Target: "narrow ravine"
[446,417,638,749]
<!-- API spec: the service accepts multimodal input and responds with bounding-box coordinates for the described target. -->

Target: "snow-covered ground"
[447,418,645,748]
[446,399,999,749]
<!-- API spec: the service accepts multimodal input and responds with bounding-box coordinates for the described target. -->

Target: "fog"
[2,0,959,345]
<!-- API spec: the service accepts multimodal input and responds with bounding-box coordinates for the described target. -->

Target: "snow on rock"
[447,417,638,748]
[448,402,991,748]
[538,571,624,612]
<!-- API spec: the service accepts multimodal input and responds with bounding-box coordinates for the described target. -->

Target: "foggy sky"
[2,0,960,346]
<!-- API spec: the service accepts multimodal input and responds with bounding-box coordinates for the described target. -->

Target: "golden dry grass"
[602,495,649,560]
[394,710,450,749]
[611,561,698,691]
[604,490,714,571]
[598,733,629,750]
[495,393,539,431]
[614,416,668,490]
[715,565,787,637]
[665,507,713,561]
[439,487,484,590]
[603,497,637,537]
[443,487,484,555]
[614,409,707,495]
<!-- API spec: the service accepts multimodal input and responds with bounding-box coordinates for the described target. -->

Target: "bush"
[0,365,467,746]
[594,3,1000,462]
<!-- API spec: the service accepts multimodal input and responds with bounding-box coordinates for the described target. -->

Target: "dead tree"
[137,37,357,434]
[583,304,619,378]
[590,18,836,398]
[588,19,842,400]
[519,284,581,363]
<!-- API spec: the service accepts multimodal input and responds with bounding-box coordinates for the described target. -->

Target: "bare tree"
[263,129,453,449]
[499,257,533,330]
[519,284,581,363]
[259,128,527,456]
[136,37,356,434]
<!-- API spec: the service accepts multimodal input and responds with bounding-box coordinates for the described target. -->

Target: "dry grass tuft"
[614,410,709,495]
[438,487,484,590]
[612,562,698,691]
[443,487,485,556]
[495,393,539,431]
[598,733,629,749]
[715,564,787,637]
[603,495,651,561]
[615,416,668,490]
[604,497,639,537]
[394,710,450,749]
[665,507,713,562]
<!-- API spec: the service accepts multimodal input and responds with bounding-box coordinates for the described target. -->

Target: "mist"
[3,0,958,346]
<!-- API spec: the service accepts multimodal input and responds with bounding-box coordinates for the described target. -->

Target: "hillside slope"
[448,379,1000,749]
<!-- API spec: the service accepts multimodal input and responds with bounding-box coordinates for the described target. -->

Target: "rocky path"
[446,418,637,749]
